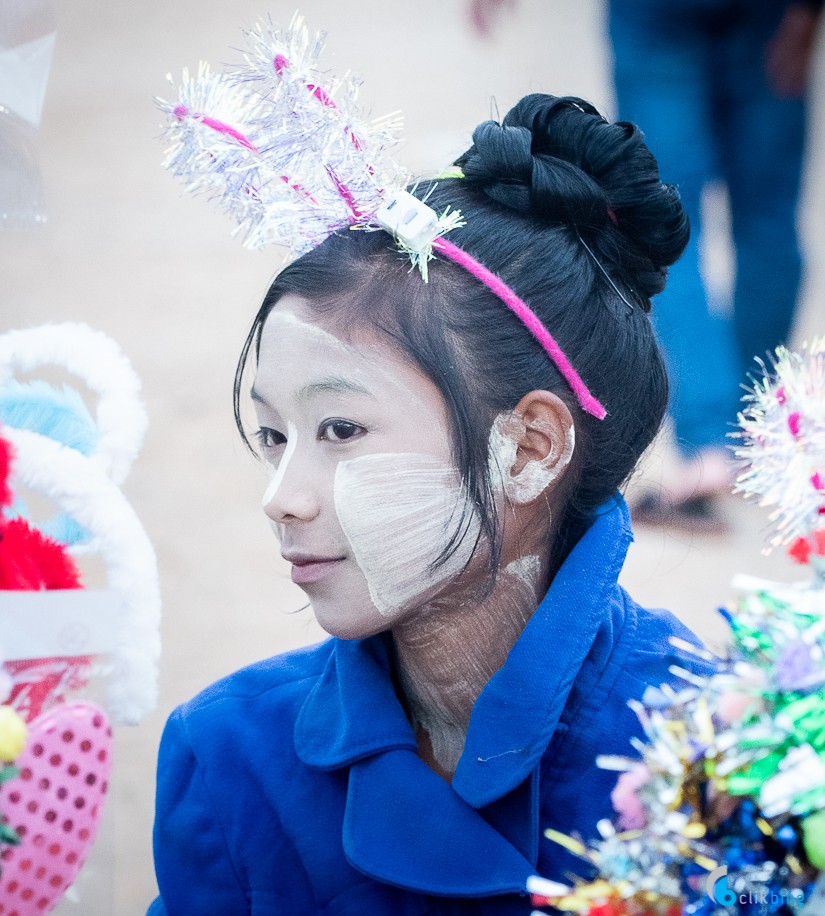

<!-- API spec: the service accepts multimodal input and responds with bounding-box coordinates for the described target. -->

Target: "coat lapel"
[343,749,536,896]
[294,634,416,769]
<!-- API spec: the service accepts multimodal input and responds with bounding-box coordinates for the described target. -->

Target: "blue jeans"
[610,0,805,453]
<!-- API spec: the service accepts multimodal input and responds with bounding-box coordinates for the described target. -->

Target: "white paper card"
[0,590,118,659]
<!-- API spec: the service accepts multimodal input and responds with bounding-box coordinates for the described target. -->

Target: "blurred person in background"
[470,0,821,531]
[610,0,820,530]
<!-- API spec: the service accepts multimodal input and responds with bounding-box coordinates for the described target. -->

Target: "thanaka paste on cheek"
[488,411,575,504]
[333,452,480,618]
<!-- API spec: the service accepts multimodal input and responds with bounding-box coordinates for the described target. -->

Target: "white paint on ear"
[488,411,575,504]
[262,420,298,508]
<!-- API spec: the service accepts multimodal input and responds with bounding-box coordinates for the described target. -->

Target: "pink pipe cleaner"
[273,54,361,143]
[788,412,802,438]
[327,169,362,220]
[173,105,258,152]
[174,104,320,206]
[275,53,361,218]
[433,238,607,420]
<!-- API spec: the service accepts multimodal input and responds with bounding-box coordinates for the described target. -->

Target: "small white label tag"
[0,590,119,659]
[375,190,439,251]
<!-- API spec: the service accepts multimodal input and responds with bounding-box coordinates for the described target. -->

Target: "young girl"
[150,93,708,915]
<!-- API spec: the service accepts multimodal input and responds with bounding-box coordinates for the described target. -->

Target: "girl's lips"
[289,557,344,585]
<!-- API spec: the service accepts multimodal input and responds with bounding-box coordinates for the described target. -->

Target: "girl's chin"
[307,592,414,640]
[306,576,486,639]
[310,605,392,640]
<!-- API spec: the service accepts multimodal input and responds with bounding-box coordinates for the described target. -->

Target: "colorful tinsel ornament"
[529,594,825,914]
[733,339,825,557]
[528,873,683,916]
[157,13,463,274]
[530,580,825,912]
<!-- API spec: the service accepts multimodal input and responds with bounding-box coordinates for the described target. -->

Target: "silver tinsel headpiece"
[156,14,610,420]
[157,14,463,272]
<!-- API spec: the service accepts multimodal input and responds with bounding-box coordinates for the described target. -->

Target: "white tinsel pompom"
[157,13,409,255]
[733,339,825,548]
[158,63,273,239]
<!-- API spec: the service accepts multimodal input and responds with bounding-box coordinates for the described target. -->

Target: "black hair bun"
[455,94,689,297]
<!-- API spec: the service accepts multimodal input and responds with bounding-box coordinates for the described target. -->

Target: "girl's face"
[252,294,483,639]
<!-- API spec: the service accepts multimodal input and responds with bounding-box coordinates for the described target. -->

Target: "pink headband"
[432,238,607,420]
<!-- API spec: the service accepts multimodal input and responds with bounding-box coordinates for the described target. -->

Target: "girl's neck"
[392,553,548,780]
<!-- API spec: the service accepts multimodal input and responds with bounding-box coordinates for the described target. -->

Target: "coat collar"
[294,630,417,768]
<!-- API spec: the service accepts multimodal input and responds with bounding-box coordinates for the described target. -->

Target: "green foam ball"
[802,809,825,870]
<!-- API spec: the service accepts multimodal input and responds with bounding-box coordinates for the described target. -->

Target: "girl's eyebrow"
[297,375,374,401]
[250,375,374,407]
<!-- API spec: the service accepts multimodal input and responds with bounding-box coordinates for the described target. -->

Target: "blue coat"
[149,498,708,915]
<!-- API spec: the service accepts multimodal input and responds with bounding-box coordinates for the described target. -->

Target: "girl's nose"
[261,428,320,523]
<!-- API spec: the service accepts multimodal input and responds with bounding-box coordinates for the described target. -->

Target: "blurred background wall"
[1,0,823,910]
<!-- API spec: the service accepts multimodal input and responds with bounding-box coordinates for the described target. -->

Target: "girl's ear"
[490,391,575,505]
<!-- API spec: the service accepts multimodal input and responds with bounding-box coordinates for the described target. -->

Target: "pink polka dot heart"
[0,702,112,915]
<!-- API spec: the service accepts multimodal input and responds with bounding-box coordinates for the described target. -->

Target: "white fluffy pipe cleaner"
[4,427,160,725]
[157,13,463,271]
[0,323,147,486]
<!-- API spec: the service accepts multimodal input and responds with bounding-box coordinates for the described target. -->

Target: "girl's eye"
[319,419,366,443]
[255,427,287,450]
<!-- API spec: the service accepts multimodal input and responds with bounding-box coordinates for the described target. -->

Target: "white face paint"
[334,452,479,616]
[254,295,469,638]
[487,411,575,504]
[253,297,564,640]
[262,420,297,507]
[501,554,541,591]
